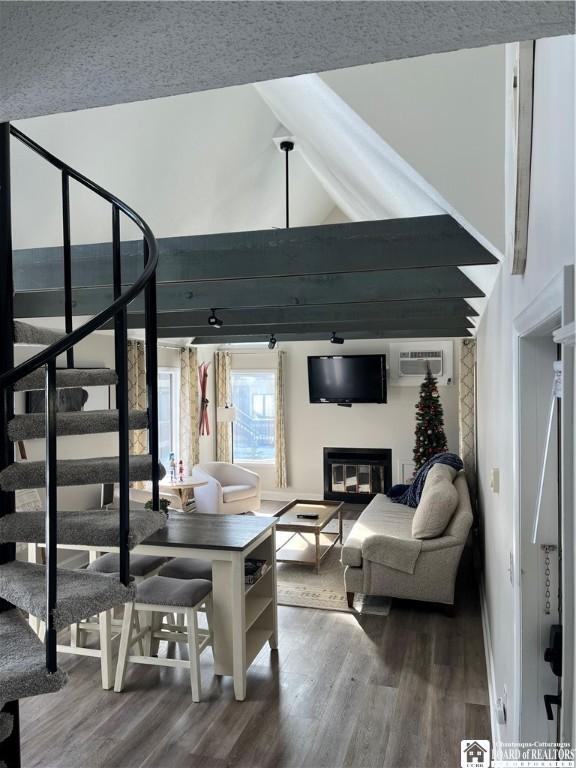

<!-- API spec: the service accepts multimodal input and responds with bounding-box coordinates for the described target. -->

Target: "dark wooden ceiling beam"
[14,266,484,318]
[190,328,472,344]
[121,298,478,329]
[12,215,497,291]
[155,317,474,338]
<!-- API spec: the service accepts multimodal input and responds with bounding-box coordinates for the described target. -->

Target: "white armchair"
[192,462,261,515]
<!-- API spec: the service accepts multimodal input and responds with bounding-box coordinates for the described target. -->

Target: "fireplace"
[323,447,392,504]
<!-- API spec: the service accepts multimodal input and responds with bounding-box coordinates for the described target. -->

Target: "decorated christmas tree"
[413,365,448,469]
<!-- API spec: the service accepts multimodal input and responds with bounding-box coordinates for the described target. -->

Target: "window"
[158,368,179,467]
[231,370,276,463]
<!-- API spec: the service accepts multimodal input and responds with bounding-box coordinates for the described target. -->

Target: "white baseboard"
[261,490,323,502]
[479,573,500,745]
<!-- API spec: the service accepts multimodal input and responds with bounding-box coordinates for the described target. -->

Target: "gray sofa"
[342,472,473,606]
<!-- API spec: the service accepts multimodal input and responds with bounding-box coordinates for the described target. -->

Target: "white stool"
[37,554,169,689]
[114,576,213,702]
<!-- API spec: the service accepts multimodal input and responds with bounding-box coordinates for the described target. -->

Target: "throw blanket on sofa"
[388,452,463,508]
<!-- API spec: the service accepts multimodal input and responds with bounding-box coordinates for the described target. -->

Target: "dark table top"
[142,512,276,552]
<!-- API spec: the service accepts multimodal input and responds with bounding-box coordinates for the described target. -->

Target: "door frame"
[513,266,575,742]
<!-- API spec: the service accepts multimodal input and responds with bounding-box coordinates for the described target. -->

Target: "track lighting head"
[330,331,344,345]
[208,309,223,329]
[268,334,277,350]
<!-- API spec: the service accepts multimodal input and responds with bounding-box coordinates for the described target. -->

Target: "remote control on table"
[297,513,319,519]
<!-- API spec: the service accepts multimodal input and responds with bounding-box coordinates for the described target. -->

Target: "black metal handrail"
[0,127,159,387]
[0,125,160,675]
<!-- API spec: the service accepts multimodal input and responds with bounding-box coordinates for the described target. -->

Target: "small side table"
[157,477,207,507]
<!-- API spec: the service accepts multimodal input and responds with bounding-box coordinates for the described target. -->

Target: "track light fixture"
[208,309,223,329]
[330,331,344,345]
[268,334,277,350]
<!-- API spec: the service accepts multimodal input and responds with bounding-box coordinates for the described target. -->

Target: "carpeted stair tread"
[0,712,13,742]
[0,509,166,548]
[0,455,165,491]
[0,562,135,631]
[14,321,64,346]
[14,368,118,392]
[0,609,67,705]
[8,409,149,440]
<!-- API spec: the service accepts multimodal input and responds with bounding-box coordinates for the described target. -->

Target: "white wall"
[11,83,336,250]
[476,35,575,741]
[223,339,460,498]
[321,45,506,253]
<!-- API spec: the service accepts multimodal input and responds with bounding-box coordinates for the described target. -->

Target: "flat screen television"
[308,354,387,404]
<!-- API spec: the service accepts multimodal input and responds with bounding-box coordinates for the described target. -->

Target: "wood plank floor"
[19,549,490,768]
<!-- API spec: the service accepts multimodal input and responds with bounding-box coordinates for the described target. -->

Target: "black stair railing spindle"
[61,171,74,368]
[112,205,130,586]
[0,122,16,566]
[143,238,160,511]
[0,121,22,768]
[45,359,58,672]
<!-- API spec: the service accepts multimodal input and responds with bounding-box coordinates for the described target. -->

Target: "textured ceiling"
[1,1,573,122]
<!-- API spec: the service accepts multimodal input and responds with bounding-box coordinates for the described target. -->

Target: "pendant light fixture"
[280,140,294,229]
[265,139,295,349]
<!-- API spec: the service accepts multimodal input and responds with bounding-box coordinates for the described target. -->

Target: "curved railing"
[0,125,160,672]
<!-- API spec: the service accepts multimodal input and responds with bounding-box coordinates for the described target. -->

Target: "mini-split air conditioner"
[399,350,443,377]
[388,341,453,386]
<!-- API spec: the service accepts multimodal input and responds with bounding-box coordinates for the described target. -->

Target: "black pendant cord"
[280,140,294,230]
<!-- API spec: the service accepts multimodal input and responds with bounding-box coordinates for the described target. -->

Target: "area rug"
[276,520,391,616]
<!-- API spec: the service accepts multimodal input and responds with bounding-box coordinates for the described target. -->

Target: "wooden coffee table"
[273,499,344,574]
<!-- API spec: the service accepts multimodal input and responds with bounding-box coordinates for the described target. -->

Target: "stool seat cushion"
[135,576,212,608]
[158,558,212,581]
[87,553,167,577]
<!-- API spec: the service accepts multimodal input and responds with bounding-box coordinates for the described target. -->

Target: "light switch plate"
[490,468,500,493]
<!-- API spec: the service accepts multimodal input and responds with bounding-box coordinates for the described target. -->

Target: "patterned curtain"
[275,351,288,488]
[214,351,232,462]
[459,338,477,505]
[128,340,147,455]
[179,346,200,474]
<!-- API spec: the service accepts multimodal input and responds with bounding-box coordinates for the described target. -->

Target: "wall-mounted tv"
[308,354,387,404]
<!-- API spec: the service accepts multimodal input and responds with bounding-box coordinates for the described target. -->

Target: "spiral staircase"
[0,124,165,767]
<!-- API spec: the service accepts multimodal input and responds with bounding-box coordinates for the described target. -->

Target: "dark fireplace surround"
[323,447,392,504]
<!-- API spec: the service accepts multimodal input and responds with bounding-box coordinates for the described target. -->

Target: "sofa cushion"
[362,533,422,574]
[411,478,458,539]
[341,494,415,567]
[425,462,458,485]
[222,484,255,503]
